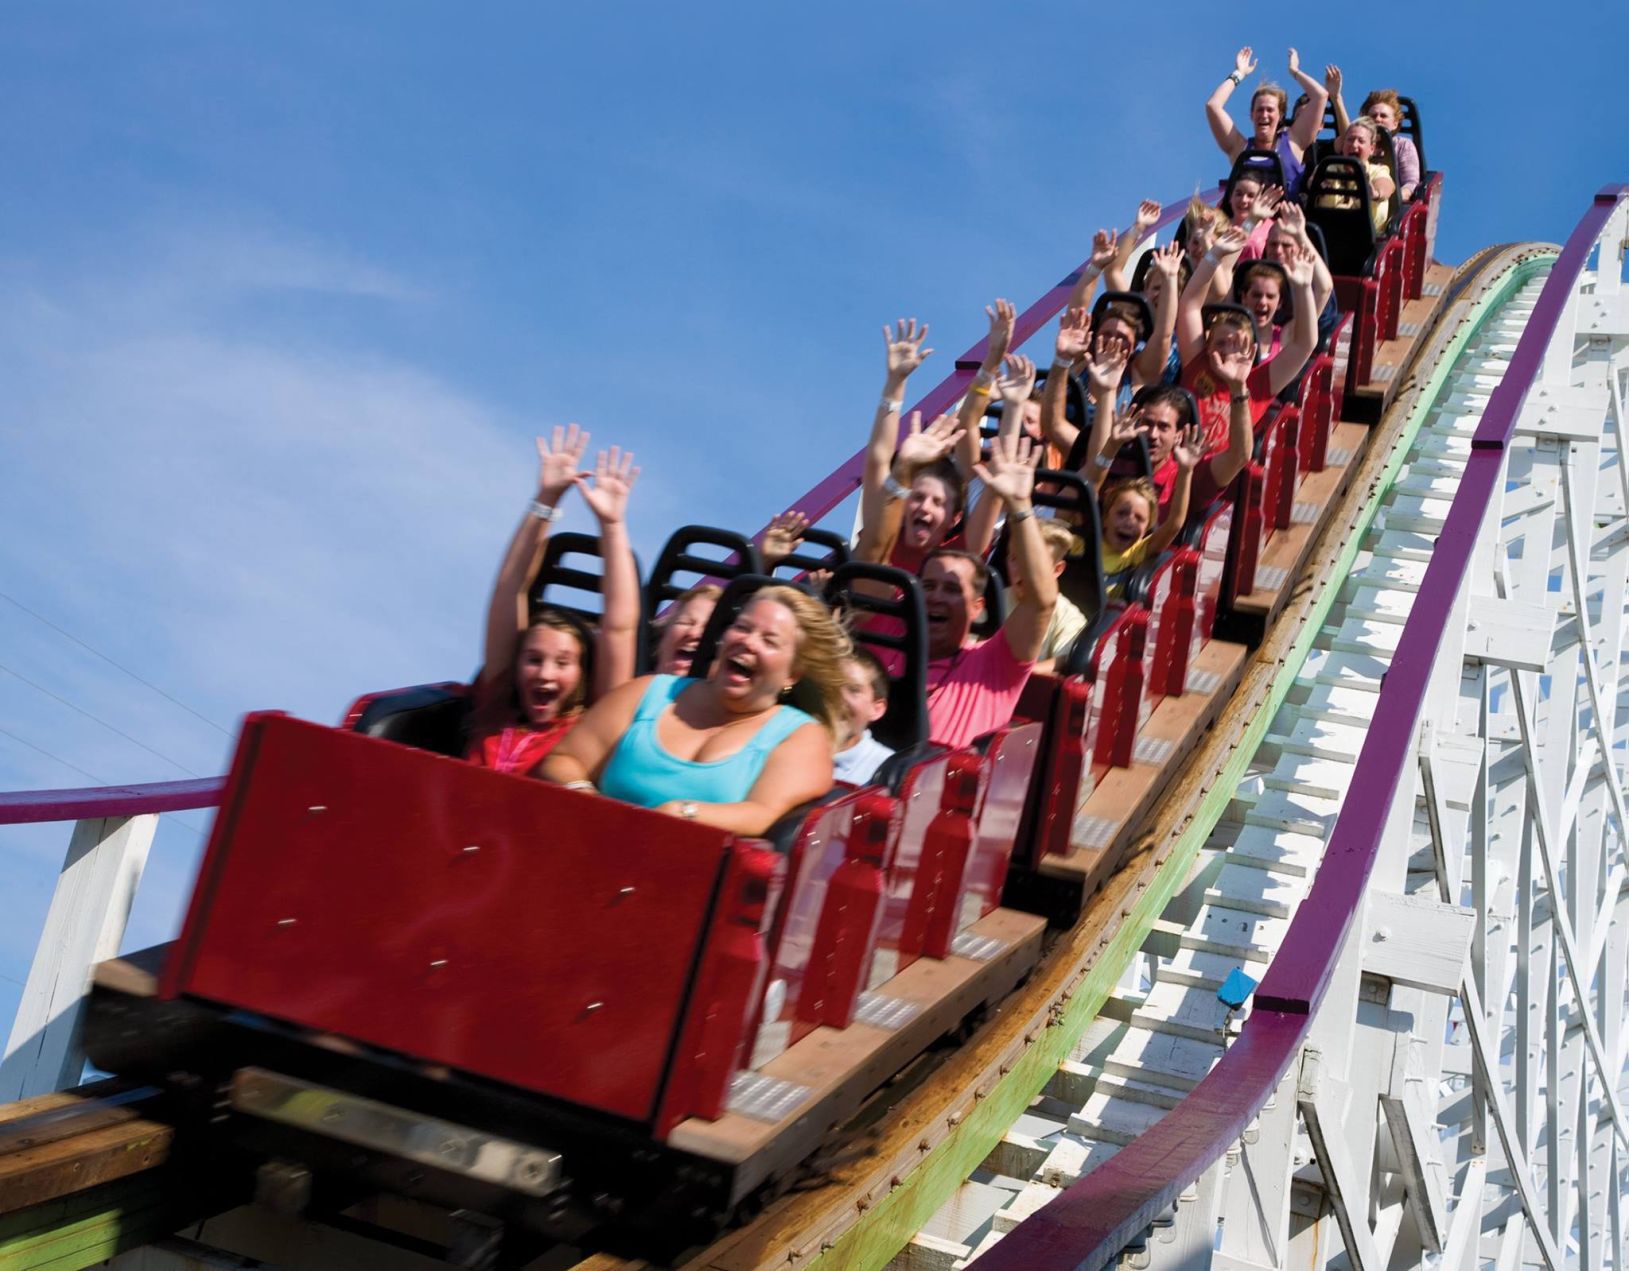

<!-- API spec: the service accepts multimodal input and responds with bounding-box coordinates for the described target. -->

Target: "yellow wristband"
[968,382,994,396]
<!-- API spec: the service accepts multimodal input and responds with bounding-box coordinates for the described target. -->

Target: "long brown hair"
[747,585,853,742]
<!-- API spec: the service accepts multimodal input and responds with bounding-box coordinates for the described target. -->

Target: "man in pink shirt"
[920,432,1057,748]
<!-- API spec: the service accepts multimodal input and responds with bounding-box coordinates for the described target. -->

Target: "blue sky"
[3,4,1627,1031]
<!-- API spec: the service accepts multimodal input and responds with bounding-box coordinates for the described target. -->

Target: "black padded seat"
[640,525,764,672]
[767,524,848,585]
[1305,156,1382,277]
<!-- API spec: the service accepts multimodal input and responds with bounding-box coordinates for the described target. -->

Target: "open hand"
[1056,306,1092,366]
[1086,336,1131,396]
[984,299,1016,369]
[1234,47,1257,77]
[1283,242,1316,287]
[884,318,933,379]
[896,410,966,473]
[1324,63,1342,97]
[761,510,810,566]
[1287,47,1302,76]
[537,424,589,500]
[1275,201,1307,240]
[1207,328,1255,394]
[1172,424,1207,469]
[1151,240,1184,280]
[997,353,1037,405]
[972,430,1040,508]
[1090,228,1118,272]
[575,445,639,525]
[1210,225,1250,259]
[1249,184,1285,222]
[1134,198,1162,233]
[1107,406,1144,448]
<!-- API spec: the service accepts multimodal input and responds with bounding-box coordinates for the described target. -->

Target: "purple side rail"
[972,183,1629,1271]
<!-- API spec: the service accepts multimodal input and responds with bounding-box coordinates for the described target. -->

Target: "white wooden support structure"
[913,200,1629,1271]
[1,814,157,1101]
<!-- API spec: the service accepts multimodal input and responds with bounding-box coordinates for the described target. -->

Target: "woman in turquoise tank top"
[540,585,851,837]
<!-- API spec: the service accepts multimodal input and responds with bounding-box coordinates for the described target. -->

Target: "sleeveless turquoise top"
[599,675,816,809]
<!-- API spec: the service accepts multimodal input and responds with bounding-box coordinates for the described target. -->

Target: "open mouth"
[670,638,700,673]
[722,654,755,686]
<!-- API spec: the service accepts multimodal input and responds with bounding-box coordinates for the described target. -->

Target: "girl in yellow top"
[1099,424,1205,599]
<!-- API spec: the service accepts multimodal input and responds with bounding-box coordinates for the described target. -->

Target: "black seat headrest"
[1223,147,1287,206]
[641,525,764,671]
[1091,291,1155,347]
[1305,156,1380,276]
[823,561,929,754]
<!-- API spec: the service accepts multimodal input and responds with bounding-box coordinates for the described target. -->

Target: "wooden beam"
[1360,892,1476,994]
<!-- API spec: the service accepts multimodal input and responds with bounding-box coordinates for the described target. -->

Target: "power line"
[0,663,200,777]
[0,590,231,738]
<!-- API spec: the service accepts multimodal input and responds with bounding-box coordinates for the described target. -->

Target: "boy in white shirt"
[833,648,895,786]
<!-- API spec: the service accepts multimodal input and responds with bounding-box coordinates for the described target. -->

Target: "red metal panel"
[871,751,951,981]
[964,722,1043,916]
[1328,314,1353,425]
[1093,610,1147,770]
[164,713,733,1126]
[654,843,781,1137]
[1193,502,1231,643]
[1145,550,1197,705]
[1221,464,1266,606]
[1028,676,1088,863]
[792,792,898,1033]
[901,752,985,960]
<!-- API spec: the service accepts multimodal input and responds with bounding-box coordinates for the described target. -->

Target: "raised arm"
[481,425,588,684]
[1041,307,1093,460]
[1178,226,1248,366]
[1205,336,1256,492]
[975,433,1054,663]
[1205,47,1256,160]
[857,411,967,564]
[857,319,933,562]
[1275,203,1334,314]
[964,354,1037,557]
[1146,425,1204,554]
[1106,199,1162,292]
[1089,407,1145,493]
[575,446,642,697]
[1066,231,1119,314]
[952,300,1015,479]
[1325,64,1350,135]
[1286,49,1329,153]
[1134,241,1184,384]
[1265,245,1322,398]
[1079,338,1130,485]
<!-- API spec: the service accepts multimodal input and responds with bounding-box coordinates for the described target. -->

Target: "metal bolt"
[1374,926,1391,942]
[429,958,449,968]
[462,844,480,854]
[276,918,297,927]
[307,805,326,813]
[583,1001,604,1014]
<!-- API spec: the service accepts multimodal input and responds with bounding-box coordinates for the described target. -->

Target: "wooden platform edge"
[679,246,1549,1271]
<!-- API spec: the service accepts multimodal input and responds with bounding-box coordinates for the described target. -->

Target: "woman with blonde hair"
[1325,67,1420,201]
[1204,47,1328,198]
[540,585,849,835]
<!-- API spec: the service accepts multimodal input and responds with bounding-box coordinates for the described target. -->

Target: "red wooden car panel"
[165,713,731,1126]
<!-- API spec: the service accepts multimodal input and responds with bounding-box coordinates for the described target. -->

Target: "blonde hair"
[1347,115,1382,144]
[1101,478,1159,525]
[1036,518,1077,563]
[1186,194,1231,236]
[749,584,853,742]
